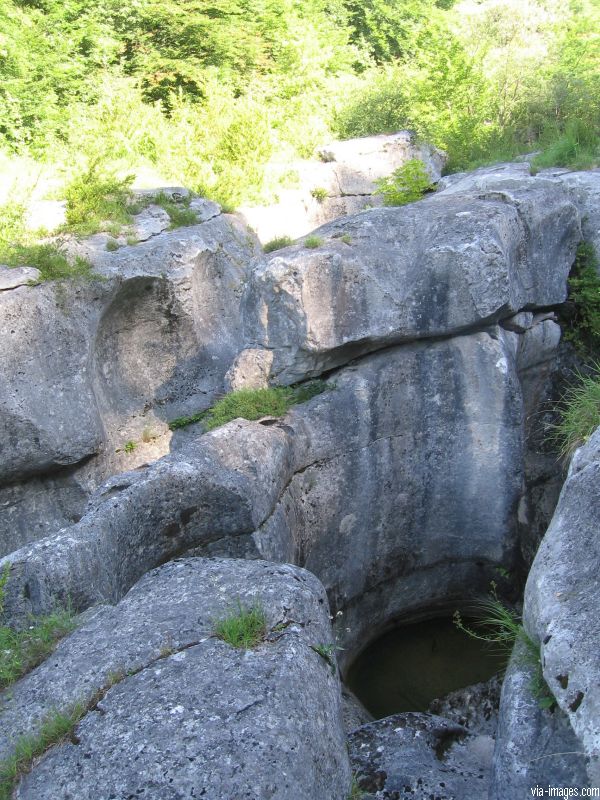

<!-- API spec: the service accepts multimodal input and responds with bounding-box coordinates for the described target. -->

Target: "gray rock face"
[243,180,579,384]
[1,558,350,800]
[524,427,600,782]
[1,330,524,671]
[0,266,40,290]
[491,642,590,799]
[428,675,502,737]
[348,713,494,799]
[0,214,260,556]
[546,169,600,267]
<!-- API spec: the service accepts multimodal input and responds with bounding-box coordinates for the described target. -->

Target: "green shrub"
[374,159,433,206]
[304,235,323,249]
[63,167,135,236]
[214,601,267,649]
[552,365,600,458]
[264,236,294,253]
[562,242,600,356]
[310,187,328,203]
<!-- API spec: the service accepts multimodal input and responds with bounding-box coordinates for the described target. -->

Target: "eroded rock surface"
[2,558,351,800]
[524,427,600,783]
[349,713,494,799]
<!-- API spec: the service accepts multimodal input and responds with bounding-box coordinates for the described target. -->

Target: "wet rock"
[348,713,494,799]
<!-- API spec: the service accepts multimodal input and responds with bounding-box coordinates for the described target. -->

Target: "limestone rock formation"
[3,558,351,800]
[524,426,600,783]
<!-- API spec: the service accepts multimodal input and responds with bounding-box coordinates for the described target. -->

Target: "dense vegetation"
[0,0,598,219]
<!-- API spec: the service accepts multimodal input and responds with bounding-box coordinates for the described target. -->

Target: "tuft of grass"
[454,586,555,710]
[264,235,293,253]
[348,776,365,800]
[340,233,352,245]
[213,601,267,649]
[63,166,135,236]
[151,192,198,229]
[123,440,137,454]
[532,121,600,172]
[169,380,331,432]
[0,704,85,800]
[551,365,600,458]
[374,158,433,206]
[0,610,78,692]
[310,187,328,203]
[105,238,120,251]
[304,235,323,249]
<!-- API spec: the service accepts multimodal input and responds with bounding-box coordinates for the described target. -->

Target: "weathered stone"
[1,558,351,800]
[524,427,600,782]
[428,675,502,737]
[0,266,40,290]
[224,347,273,391]
[0,215,260,555]
[491,642,591,799]
[1,330,524,647]
[349,713,494,799]
[545,169,600,268]
[243,180,579,384]
[131,203,170,240]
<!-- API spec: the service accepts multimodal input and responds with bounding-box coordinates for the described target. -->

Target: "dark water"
[345,616,507,719]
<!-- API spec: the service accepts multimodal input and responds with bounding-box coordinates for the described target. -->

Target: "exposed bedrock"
[241,174,579,384]
[0,213,260,556]
[522,427,600,784]
[1,330,525,662]
[0,558,351,800]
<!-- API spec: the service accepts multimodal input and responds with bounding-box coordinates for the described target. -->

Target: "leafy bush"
[213,601,267,649]
[63,166,135,236]
[310,187,328,203]
[552,366,600,458]
[562,242,600,356]
[264,236,294,253]
[374,159,432,206]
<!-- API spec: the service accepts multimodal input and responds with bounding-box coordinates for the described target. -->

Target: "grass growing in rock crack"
[213,601,267,649]
[263,235,293,253]
[0,563,77,691]
[551,364,600,458]
[562,242,600,357]
[168,380,331,431]
[454,587,555,710]
[151,192,198,228]
[0,703,85,800]
[304,235,323,249]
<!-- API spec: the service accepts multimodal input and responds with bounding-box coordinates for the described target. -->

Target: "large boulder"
[242,178,579,384]
[524,426,600,782]
[0,557,350,800]
[0,213,260,557]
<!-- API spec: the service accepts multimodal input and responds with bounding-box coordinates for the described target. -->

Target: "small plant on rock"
[310,187,328,203]
[304,235,323,249]
[214,601,267,649]
[551,364,600,458]
[264,235,294,253]
[374,158,433,206]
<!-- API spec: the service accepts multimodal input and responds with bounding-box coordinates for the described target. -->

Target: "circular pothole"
[345,615,508,719]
